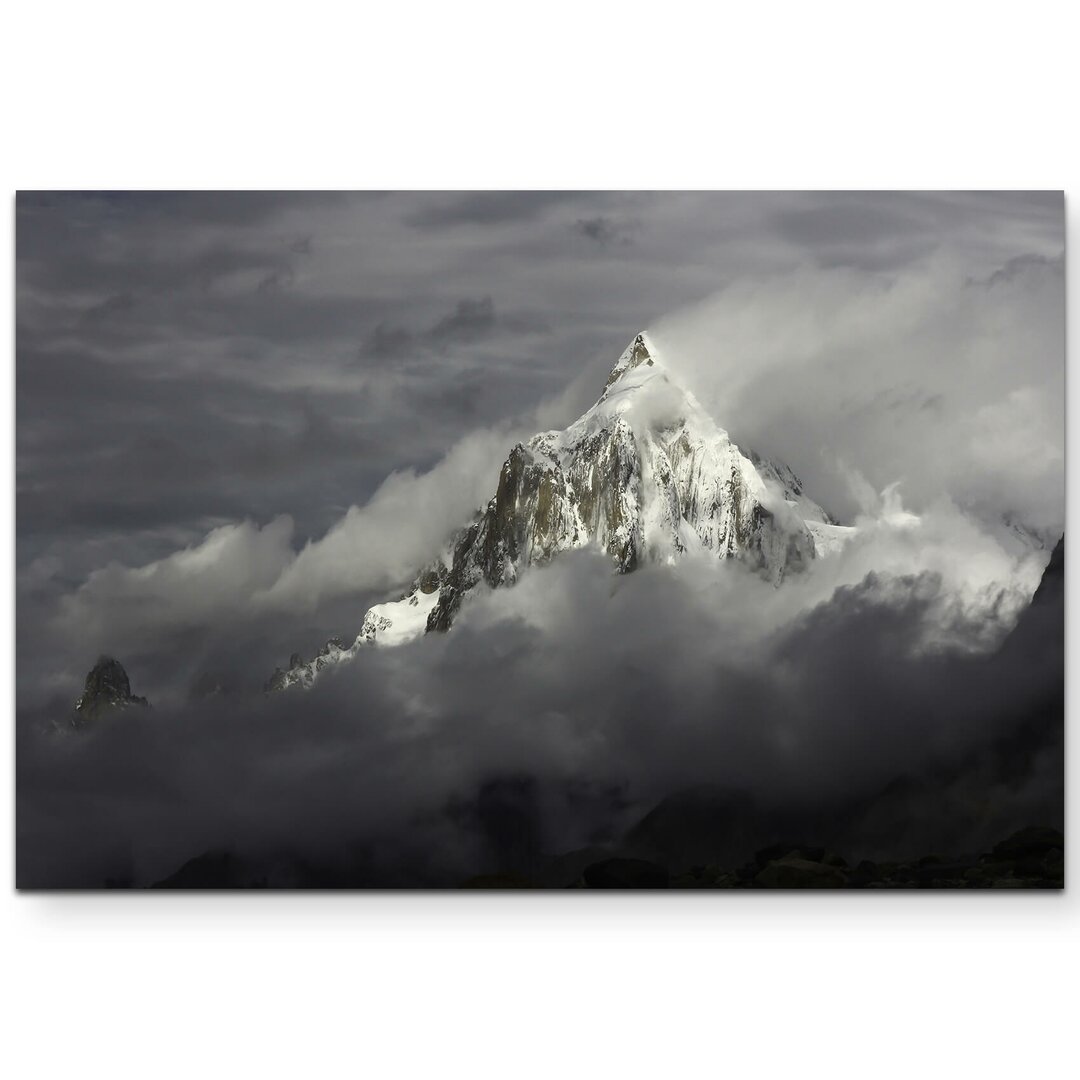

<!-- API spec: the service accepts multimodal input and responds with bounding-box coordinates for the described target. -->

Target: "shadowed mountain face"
[73,656,149,723]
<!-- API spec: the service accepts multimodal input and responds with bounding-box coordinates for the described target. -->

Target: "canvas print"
[15,191,1064,889]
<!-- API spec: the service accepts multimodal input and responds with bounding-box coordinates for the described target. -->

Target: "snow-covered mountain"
[267,332,852,691]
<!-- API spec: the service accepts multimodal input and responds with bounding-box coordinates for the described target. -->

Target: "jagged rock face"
[428,333,824,632]
[74,656,149,722]
[265,637,352,693]
[427,428,644,632]
[1031,535,1064,609]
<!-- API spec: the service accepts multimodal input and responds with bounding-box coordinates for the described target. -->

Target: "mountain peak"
[74,656,150,722]
[602,332,659,395]
[268,331,851,691]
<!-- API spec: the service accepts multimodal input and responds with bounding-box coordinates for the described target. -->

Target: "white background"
[2,2,1077,1077]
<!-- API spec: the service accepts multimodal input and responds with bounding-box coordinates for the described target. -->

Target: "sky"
[17,192,1063,576]
[14,191,1066,886]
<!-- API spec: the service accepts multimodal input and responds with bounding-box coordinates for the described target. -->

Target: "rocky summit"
[73,656,150,723]
[269,331,853,691]
[426,332,845,631]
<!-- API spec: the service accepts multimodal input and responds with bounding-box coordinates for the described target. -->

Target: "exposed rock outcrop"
[73,656,149,723]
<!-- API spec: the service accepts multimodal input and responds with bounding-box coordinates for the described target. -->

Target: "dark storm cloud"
[980,250,1065,286]
[363,297,535,369]
[777,198,916,245]
[427,296,496,343]
[773,191,1063,271]
[15,545,1063,887]
[256,266,295,293]
[17,190,355,235]
[15,345,379,542]
[364,322,415,360]
[574,215,640,247]
[19,202,307,300]
[80,290,138,325]
[405,190,581,228]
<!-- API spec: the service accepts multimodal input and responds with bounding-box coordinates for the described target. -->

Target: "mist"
[17,520,1062,887]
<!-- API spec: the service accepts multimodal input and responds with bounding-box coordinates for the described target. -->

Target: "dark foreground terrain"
[551,824,1065,890]
[142,824,1063,890]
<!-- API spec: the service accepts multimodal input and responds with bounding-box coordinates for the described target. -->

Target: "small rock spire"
[73,656,150,722]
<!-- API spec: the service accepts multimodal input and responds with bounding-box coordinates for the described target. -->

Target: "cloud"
[966,386,1063,476]
[51,421,529,673]
[364,321,415,360]
[16,528,1062,887]
[426,296,496,344]
[258,421,522,610]
[80,291,138,325]
[43,452,1047,720]
[574,216,638,246]
[774,198,936,270]
[56,516,297,642]
[405,191,580,229]
[773,192,1062,271]
[650,251,1064,533]
[256,266,295,293]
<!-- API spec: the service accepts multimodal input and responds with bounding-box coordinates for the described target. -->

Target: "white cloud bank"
[55,423,523,644]
[650,252,1064,532]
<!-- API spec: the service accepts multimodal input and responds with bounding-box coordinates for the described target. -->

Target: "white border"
[3,3,1077,1078]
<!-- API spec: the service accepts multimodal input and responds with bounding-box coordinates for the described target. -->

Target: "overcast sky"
[17,191,1062,575]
